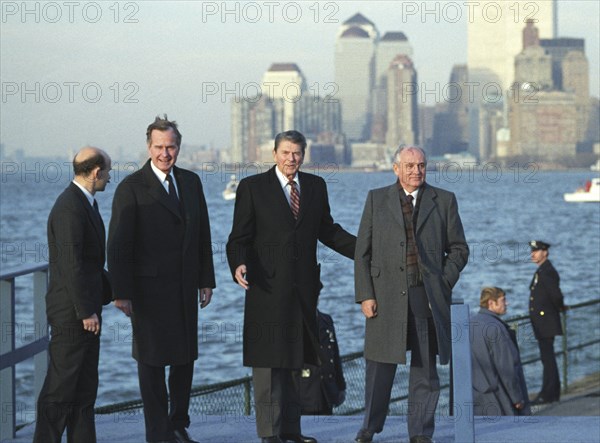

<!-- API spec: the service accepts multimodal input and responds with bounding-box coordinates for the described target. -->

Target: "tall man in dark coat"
[108,116,215,443]
[354,146,469,443]
[528,240,565,405]
[227,130,356,443]
[471,287,531,416]
[34,147,112,443]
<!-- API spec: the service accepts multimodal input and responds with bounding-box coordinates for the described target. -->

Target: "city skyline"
[1,0,599,157]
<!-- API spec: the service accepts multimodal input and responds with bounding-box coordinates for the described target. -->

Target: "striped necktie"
[288,180,300,219]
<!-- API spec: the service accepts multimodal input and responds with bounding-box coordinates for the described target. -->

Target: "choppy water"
[1,161,599,411]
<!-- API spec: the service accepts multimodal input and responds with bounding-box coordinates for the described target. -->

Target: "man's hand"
[82,313,100,335]
[234,264,249,290]
[200,288,213,309]
[514,401,524,410]
[114,299,132,317]
[361,299,378,318]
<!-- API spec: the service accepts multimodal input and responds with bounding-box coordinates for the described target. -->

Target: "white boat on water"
[591,159,600,172]
[222,175,238,200]
[564,177,600,203]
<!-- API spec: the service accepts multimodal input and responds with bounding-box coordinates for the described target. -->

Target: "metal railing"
[1,262,599,439]
[0,264,49,440]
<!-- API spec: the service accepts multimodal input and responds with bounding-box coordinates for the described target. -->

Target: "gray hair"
[393,145,427,164]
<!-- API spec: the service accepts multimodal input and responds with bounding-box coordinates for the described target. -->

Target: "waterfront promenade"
[7,373,599,443]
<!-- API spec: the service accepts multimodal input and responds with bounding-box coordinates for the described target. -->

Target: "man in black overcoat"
[108,116,215,443]
[226,130,356,443]
[528,240,565,405]
[34,147,112,443]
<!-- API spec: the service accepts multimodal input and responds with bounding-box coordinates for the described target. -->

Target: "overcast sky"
[1,0,598,157]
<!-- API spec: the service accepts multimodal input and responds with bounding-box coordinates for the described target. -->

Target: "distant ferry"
[222,175,238,200]
[564,177,600,203]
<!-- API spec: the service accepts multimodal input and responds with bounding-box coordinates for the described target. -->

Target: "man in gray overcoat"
[471,287,531,416]
[354,146,469,443]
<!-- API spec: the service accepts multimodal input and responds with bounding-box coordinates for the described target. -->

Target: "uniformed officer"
[528,240,565,405]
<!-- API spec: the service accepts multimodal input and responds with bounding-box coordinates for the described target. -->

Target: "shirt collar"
[72,180,94,206]
[274,166,300,190]
[150,160,172,183]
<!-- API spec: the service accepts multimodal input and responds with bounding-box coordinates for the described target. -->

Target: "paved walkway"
[6,374,599,442]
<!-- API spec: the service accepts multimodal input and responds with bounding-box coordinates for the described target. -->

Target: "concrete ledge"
[7,414,600,443]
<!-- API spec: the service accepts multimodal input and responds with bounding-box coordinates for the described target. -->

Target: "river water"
[1,161,599,411]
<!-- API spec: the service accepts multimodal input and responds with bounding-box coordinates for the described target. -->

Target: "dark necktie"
[92,199,105,234]
[288,180,300,219]
[165,173,180,201]
[407,194,414,212]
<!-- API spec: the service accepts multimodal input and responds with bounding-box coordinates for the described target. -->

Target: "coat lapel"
[386,184,405,228]
[295,171,313,226]
[69,183,105,244]
[142,160,183,221]
[415,183,436,234]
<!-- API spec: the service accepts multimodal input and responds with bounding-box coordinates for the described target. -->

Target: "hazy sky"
[1,0,599,157]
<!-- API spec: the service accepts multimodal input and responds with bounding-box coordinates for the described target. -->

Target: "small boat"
[222,175,238,200]
[564,177,600,203]
[591,159,600,172]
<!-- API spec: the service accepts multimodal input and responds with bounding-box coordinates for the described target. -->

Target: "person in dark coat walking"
[528,240,565,405]
[471,287,531,416]
[108,116,215,443]
[34,147,112,443]
[227,130,356,443]
[295,308,347,416]
[354,146,469,443]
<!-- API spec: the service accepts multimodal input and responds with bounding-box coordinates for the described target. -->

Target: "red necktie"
[289,181,300,219]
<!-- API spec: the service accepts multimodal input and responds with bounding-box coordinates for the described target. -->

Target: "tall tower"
[386,55,418,148]
[371,32,413,143]
[261,63,306,132]
[334,13,378,142]
[467,0,554,158]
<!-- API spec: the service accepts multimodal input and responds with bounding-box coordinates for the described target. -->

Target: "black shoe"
[174,429,199,443]
[262,437,283,443]
[355,429,375,443]
[409,436,433,443]
[279,433,317,443]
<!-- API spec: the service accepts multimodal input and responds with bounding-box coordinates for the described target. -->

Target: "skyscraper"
[371,32,413,143]
[467,0,554,158]
[334,13,378,142]
[386,55,418,148]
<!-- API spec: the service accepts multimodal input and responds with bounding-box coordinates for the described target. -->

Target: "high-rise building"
[334,13,378,142]
[386,55,418,148]
[467,0,554,158]
[371,32,413,143]
[540,37,585,90]
[231,63,343,164]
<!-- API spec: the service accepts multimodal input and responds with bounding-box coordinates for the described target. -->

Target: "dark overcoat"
[107,160,215,366]
[529,259,564,339]
[355,182,469,365]
[226,166,355,369]
[471,308,531,416]
[46,183,111,325]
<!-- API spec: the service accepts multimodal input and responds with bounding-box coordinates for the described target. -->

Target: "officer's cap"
[529,240,551,251]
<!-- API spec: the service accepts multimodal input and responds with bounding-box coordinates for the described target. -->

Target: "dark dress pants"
[538,337,560,401]
[362,288,440,439]
[137,361,194,442]
[33,323,100,443]
[253,367,302,438]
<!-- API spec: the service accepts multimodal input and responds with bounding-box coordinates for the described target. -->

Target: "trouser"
[34,323,100,443]
[137,361,194,442]
[538,337,560,401]
[362,297,440,438]
[253,367,302,438]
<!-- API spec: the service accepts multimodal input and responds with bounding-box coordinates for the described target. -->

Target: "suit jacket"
[226,166,355,369]
[46,183,110,325]
[107,160,215,366]
[355,182,469,365]
[471,308,530,416]
[529,259,564,339]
